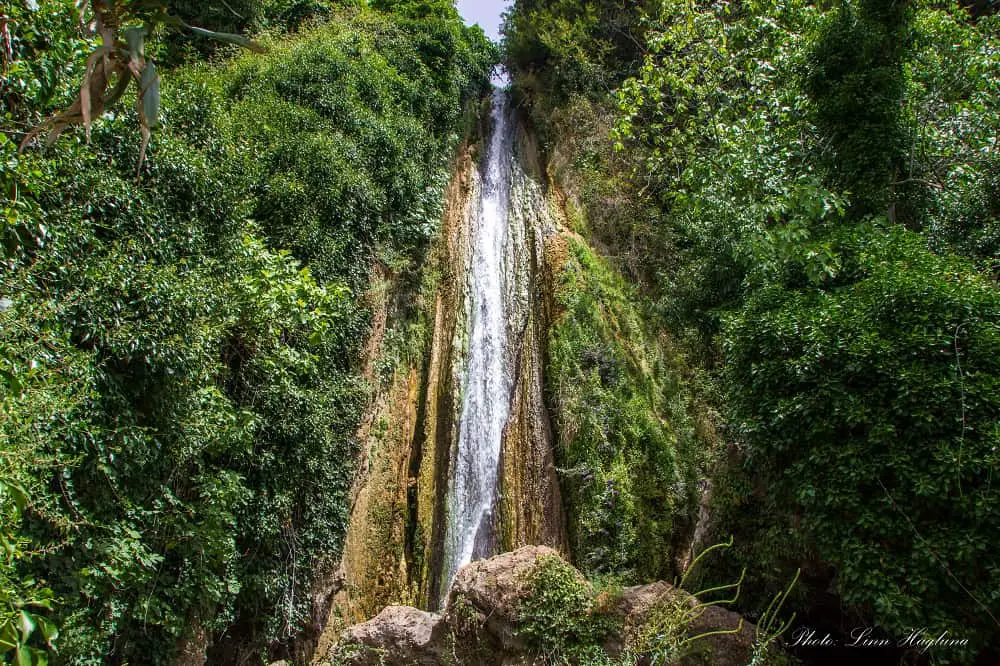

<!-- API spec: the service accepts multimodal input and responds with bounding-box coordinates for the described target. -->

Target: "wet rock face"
[327,138,478,631]
[324,547,757,666]
[495,118,568,558]
[328,93,569,628]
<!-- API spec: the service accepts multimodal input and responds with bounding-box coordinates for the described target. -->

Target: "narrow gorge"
[311,76,722,665]
[311,79,731,666]
[322,85,568,641]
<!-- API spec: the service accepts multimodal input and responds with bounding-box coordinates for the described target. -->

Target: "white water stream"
[440,87,517,595]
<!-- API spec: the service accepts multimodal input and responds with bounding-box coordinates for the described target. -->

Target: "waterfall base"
[319,547,757,666]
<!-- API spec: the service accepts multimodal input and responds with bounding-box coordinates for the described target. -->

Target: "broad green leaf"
[1,482,28,517]
[0,620,17,651]
[18,611,35,643]
[38,618,56,646]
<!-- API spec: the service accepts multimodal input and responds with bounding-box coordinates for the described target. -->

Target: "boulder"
[327,547,759,666]
[335,606,450,665]
[446,546,565,653]
[681,602,757,666]
[609,580,757,665]
[448,546,562,614]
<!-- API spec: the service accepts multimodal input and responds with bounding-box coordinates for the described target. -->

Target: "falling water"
[440,87,516,596]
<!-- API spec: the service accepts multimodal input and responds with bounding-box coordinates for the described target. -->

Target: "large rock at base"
[324,547,759,666]
[335,606,450,665]
[446,546,567,654]
[680,603,757,666]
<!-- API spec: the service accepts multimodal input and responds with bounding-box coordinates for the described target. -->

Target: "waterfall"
[440,87,517,596]
[331,81,564,621]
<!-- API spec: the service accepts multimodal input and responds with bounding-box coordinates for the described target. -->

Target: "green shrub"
[516,556,619,665]
[503,0,651,139]
[906,7,999,262]
[725,223,1000,660]
[804,0,915,217]
[0,0,87,120]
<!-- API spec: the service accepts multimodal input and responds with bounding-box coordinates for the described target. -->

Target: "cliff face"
[496,119,568,556]
[315,91,705,663]
[328,138,476,631]
[316,103,570,651]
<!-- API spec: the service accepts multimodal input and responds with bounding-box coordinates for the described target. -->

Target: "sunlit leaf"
[17,611,35,643]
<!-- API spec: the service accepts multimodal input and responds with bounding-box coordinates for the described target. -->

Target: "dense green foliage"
[804,0,915,217]
[507,0,999,661]
[547,237,701,582]
[503,0,647,98]
[502,0,651,144]
[1,2,493,663]
[515,556,620,665]
[160,0,360,63]
[725,225,999,650]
